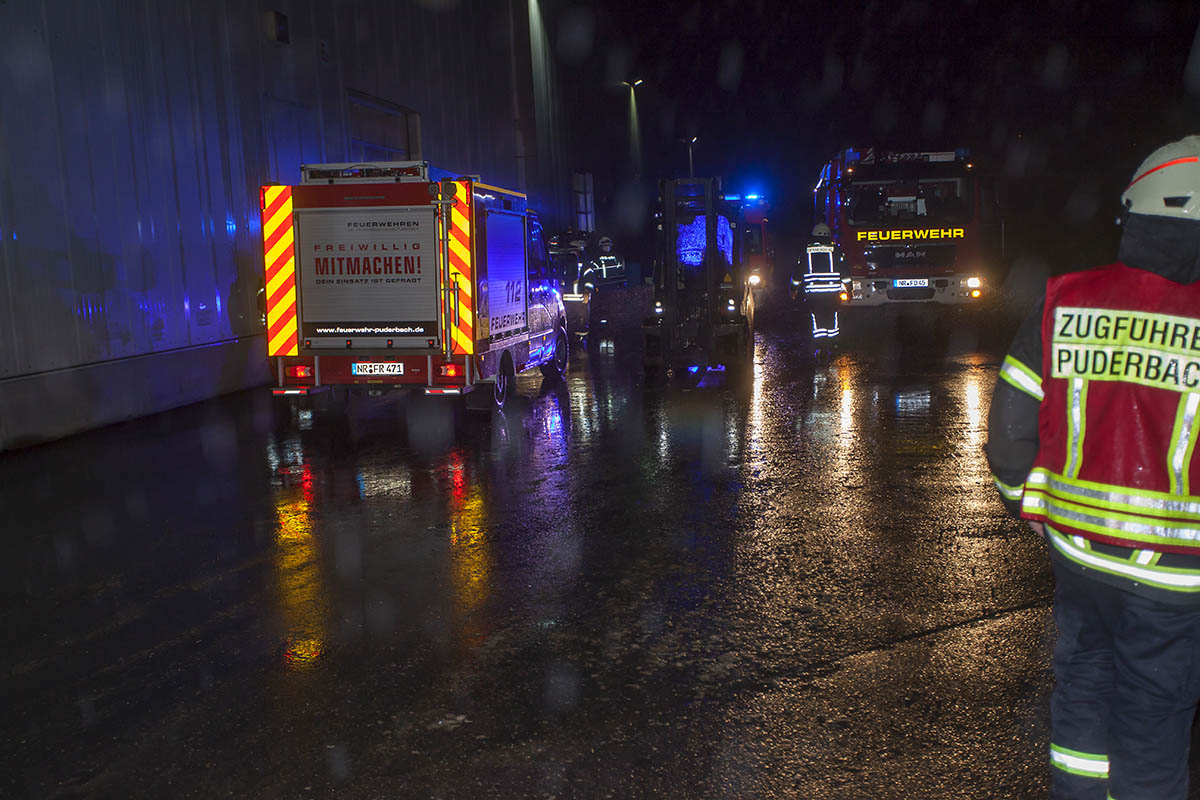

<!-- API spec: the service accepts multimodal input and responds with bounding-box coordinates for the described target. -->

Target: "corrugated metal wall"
[0,0,567,449]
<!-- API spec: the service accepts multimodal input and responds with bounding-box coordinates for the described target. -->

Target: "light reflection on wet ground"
[0,303,1123,798]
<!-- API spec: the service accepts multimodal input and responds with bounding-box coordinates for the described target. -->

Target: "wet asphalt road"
[4,297,1195,799]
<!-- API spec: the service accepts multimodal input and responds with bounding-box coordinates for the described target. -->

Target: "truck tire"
[539,331,569,380]
[493,353,515,410]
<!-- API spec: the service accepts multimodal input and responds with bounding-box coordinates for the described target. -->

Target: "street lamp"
[620,79,643,178]
[677,136,697,177]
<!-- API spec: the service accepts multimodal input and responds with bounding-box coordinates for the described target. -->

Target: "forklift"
[643,177,755,386]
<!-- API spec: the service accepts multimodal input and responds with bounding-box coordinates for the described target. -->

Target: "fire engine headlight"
[748,274,761,286]
[966,276,982,289]
[654,301,663,315]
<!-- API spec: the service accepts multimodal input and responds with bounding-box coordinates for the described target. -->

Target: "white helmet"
[811,222,832,238]
[1121,135,1200,221]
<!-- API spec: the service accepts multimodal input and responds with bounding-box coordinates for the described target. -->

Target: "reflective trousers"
[1050,562,1200,800]
[806,295,840,341]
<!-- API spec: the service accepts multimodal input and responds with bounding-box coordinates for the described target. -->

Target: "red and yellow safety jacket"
[1020,263,1200,554]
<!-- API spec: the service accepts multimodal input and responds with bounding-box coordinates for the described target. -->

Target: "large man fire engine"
[260,161,569,410]
[813,147,1004,306]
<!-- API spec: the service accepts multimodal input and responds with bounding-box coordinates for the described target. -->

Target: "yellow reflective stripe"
[1132,549,1159,566]
[262,185,289,210]
[1026,468,1200,521]
[1000,355,1044,400]
[1169,393,1200,495]
[451,326,473,354]
[449,236,471,268]
[265,225,294,273]
[451,211,470,240]
[992,474,1024,501]
[1048,527,1200,590]
[1064,379,1087,478]
[265,251,295,299]
[266,201,293,241]
[1025,489,1200,548]
[269,320,298,356]
[1050,744,1109,778]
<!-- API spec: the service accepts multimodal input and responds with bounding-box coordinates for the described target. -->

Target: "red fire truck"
[724,192,773,302]
[260,161,569,410]
[813,147,1004,306]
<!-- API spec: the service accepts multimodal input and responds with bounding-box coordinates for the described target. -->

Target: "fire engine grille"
[886,287,936,301]
[866,244,957,269]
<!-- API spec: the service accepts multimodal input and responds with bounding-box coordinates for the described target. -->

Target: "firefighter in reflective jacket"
[793,223,846,348]
[589,236,626,286]
[986,135,1200,800]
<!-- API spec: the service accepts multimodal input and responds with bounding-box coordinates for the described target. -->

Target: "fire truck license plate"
[893,278,929,288]
[351,362,404,376]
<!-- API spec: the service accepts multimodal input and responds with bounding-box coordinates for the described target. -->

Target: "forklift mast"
[645,177,753,377]
[655,177,745,317]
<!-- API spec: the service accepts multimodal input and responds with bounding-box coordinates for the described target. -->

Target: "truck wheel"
[493,354,515,410]
[539,332,569,380]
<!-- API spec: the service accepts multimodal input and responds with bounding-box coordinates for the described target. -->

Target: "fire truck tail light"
[286,365,313,378]
[440,364,460,377]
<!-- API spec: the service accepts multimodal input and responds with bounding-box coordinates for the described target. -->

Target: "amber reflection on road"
[271,457,329,670]
[446,450,492,633]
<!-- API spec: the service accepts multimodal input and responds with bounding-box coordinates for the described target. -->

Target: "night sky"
[553,0,1200,271]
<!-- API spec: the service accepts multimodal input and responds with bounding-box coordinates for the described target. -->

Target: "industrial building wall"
[0,0,567,451]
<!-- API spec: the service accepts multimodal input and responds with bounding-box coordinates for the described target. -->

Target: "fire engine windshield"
[845,164,973,227]
[744,225,764,255]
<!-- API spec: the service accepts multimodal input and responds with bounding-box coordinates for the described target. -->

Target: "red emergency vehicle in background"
[814,147,1004,306]
[723,192,773,301]
[260,161,569,411]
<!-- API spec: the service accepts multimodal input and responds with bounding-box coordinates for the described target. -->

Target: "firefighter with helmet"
[590,235,626,286]
[792,222,846,355]
[987,134,1200,800]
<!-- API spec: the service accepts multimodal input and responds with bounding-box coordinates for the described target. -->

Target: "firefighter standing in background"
[590,235,626,286]
[986,135,1200,800]
[793,223,846,355]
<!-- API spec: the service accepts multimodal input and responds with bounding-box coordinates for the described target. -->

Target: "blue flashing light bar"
[721,193,767,204]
